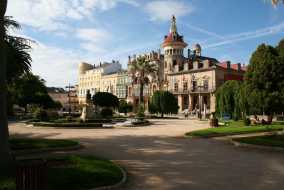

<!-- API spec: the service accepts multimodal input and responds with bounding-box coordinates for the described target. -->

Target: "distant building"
[78,60,126,104]
[47,86,80,112]
[47,87,68,110]
[127,16,246,115]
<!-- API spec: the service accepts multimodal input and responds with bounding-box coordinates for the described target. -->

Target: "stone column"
[210,93,216,113]
[189,94,193,111]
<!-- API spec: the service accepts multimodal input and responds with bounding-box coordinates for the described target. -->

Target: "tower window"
[174,83,179,92]
[173,60,177,66]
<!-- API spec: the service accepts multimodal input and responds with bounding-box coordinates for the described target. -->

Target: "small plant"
[65,116,73,122]
[136,105,145,119]
[244,117,251,126]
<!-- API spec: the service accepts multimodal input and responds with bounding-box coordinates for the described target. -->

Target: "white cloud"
[76,28,111,53]
[30,42,84,87]
[204,21,284,49]
[145,0,194,21]
[6,0,138,31]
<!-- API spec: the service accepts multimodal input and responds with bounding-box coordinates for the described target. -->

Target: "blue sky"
[6,0,284,87]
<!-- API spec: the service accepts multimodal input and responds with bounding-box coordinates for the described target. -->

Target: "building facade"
[162,16,245,115]
[78,61,129,104]
[77,16,246,116]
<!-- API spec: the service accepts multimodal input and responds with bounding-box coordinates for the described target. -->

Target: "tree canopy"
[128,56,158,105]
[11,73,58,110]
[92,92,119,108]
[245,43,284,115]
[149,91,178,117]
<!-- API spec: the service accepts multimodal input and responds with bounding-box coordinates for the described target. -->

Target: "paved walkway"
[9,119,284,190]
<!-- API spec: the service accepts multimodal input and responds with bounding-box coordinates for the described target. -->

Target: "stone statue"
[80,90,94,122]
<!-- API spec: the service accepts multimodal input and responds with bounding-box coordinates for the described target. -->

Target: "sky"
[6,0,284,87]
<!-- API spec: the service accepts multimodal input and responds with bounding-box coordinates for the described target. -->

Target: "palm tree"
[0,0,11,169]
[129,56,158,107]
[271,0,284,6]
[5,16,32,83]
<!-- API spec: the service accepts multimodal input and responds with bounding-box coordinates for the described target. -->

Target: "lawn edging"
[91,163,127,190]
[12,144,83,156]
[231,139,284,153]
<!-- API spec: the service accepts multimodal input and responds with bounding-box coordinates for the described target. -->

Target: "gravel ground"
[9,119,284,190]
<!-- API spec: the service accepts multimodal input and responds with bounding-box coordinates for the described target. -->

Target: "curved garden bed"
[186,125,284,138]
[232,134,284,151]
[0,155,125,190]
[28,122,104,128]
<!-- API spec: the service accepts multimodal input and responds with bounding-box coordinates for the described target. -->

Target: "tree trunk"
[161,112,164,118]
[0,0,12,170]
[139,82,144,106]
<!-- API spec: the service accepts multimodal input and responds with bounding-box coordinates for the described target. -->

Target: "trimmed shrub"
[100,108,113,118]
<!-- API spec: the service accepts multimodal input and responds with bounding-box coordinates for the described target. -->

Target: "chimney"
[237,63,241,71]
[226,61,231,70]
[188,49,191,58]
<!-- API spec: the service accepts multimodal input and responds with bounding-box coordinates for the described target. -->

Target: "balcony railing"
[171,87,216,94]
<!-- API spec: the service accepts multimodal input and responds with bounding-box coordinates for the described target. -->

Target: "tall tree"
[11,74,55,111]
[4,16,32,83]
[129,56,158,106]
[0,0,11,169]
[245,44,284,121]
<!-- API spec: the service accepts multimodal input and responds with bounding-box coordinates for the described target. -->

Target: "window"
[183,82,188,92]
[192,81,197,91]
[165,61,167,68]
[174,83,179,92]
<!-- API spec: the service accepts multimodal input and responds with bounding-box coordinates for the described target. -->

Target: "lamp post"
[65,84,75,116]
[197,85,203,120]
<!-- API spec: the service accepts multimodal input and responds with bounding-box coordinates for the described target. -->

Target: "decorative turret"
[162,16,188,77]
[162,15,187,48]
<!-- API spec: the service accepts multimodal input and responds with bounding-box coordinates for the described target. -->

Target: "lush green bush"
[149,91,178,117]
[34,109,49,121]
[93,92,119,108]
[100,108,113,118]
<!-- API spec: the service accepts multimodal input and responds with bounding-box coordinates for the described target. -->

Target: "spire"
[170,15,177,34]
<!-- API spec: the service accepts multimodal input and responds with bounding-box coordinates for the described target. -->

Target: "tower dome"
[193,43,202,56]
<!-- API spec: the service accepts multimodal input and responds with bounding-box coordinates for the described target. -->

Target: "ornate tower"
[162,15,188,77]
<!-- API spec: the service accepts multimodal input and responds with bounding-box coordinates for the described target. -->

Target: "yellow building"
[78,61,127,104]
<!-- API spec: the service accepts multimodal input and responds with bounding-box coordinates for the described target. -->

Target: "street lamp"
[65,84,75,116]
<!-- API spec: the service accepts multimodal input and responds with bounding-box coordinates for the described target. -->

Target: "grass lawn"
[0,155,123,190]
[9,138,79,150]
[234,134,284,148]
[186,121,284,138]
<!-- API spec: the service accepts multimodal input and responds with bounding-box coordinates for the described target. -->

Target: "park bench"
[16,159,47,190]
